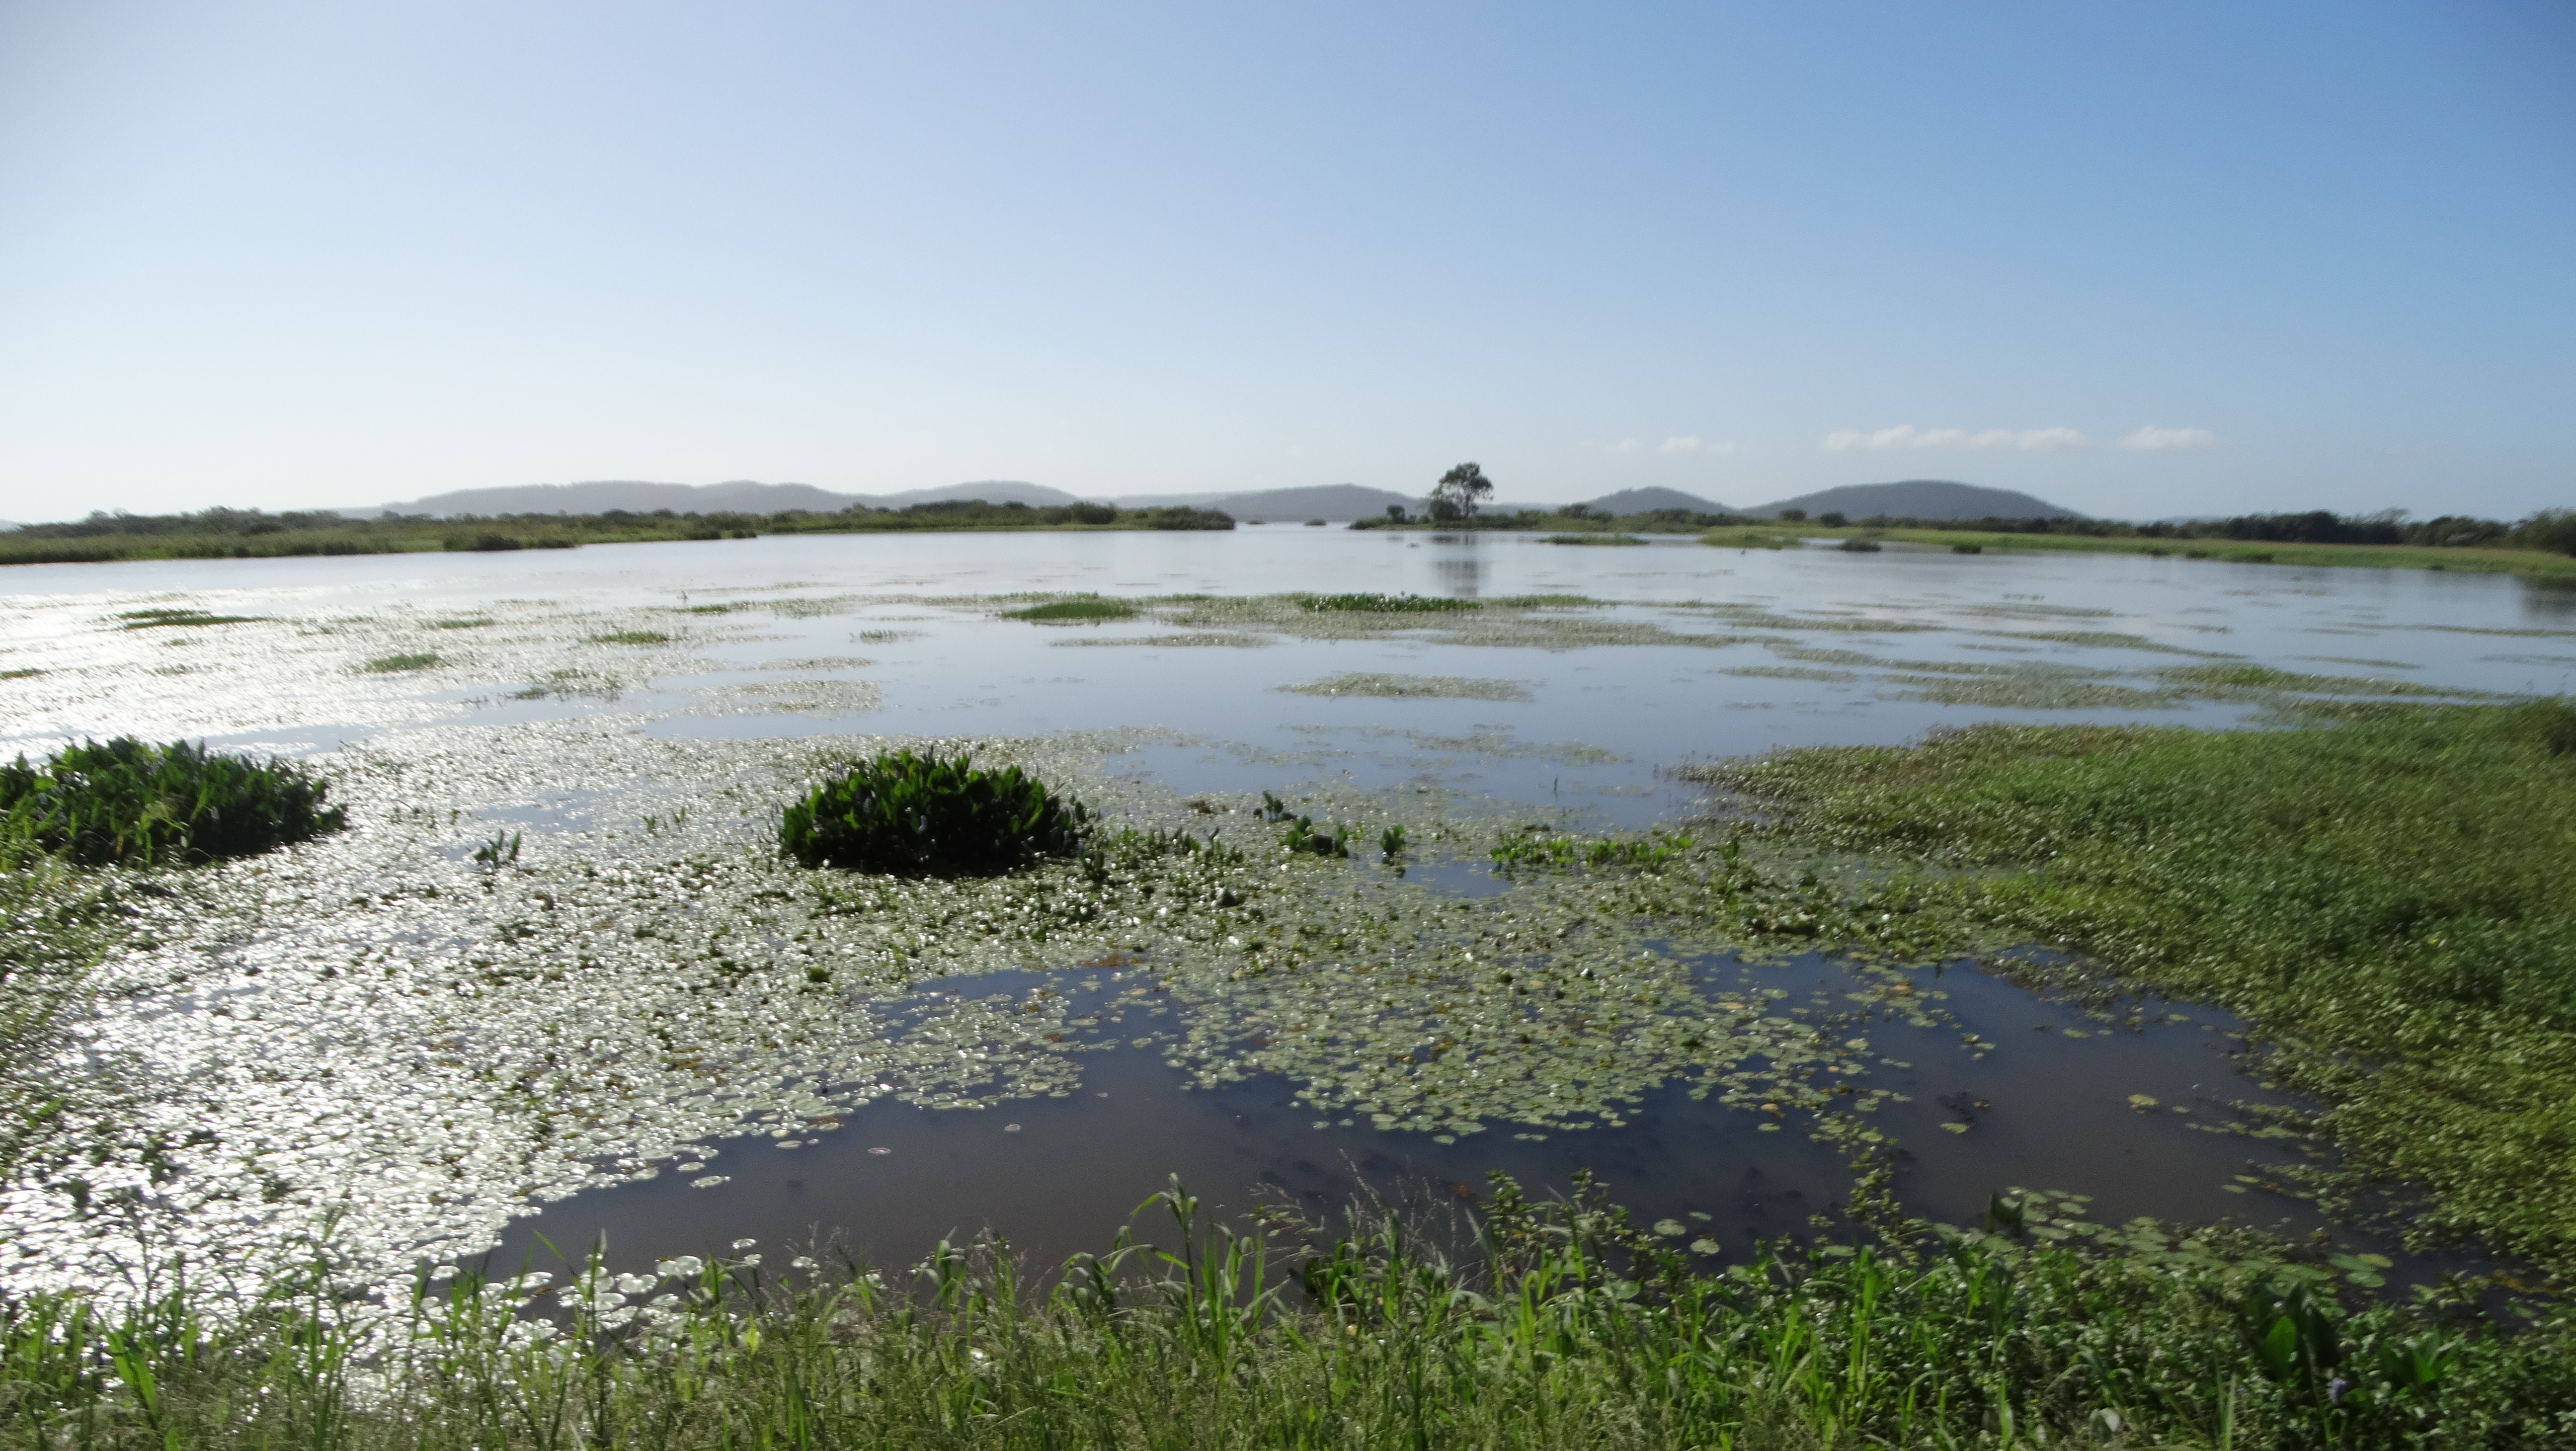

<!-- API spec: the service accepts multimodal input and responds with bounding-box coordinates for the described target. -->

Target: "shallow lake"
[2,530,2564,1299]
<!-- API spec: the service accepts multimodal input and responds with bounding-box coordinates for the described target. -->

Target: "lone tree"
[1430,462,1494,521]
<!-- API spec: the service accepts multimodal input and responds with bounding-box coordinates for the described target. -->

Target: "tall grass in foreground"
[3,1179,2570,1450]
[1693,701,2576,1284]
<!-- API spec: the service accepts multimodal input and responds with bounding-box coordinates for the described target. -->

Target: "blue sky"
[1,1,2569,520]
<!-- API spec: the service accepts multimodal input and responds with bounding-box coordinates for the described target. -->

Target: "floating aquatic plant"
[1278,815,1351,857]
[1006,597,1137,622]
[1279,673,1533,702]
[1490,829,1693,874]
[781,750,1091,875]
[0,737,345,868]
[114,607,264,630]
[1293,593,1480,613]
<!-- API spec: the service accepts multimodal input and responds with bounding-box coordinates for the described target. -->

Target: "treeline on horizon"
[1367,502,2576,553]
[0,498,1236,564]
[8,497,2575,566]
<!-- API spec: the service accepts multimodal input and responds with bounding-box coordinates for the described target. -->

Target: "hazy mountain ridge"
[322,477,2078,526]
[1178,484,1418,520]
[1574,487,1740,515]
[346,479,1413,521]
[1750,480,2083,521]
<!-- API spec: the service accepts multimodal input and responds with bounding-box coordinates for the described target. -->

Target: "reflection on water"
[2519,574,2576,620]
[1429,535,1487,597]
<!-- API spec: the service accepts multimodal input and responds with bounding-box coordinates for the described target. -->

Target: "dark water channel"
[489,946,2446,1289]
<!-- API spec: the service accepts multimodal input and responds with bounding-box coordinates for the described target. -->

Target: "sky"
[1,1,2570,522]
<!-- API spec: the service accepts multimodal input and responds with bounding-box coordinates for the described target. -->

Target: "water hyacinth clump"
[0,737,346,868]
[780,750,1092,876]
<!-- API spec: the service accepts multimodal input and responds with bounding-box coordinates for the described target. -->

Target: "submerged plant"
[0,737,345,868]
[780,750,1090,875]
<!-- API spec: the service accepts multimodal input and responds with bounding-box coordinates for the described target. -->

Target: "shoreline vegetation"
[1361,505,2576,578]
[9,500,2576,578]
[1691,702,2576,1290]
[0,500,1236,566]
[3,1177,2571,1450]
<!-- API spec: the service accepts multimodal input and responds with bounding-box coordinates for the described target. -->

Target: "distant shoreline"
[0,501,1235,567]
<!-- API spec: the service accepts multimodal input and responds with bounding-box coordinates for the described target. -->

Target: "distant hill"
[340,478,1408,522]
[1197,484,1418,520]
[1751,480,2083,521]
[348,480,859,517]
[874,481,1086,508]
[346,479,1114,517]
[1578,487,1739,516]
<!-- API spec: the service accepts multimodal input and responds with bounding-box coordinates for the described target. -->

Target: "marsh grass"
[781,751,1090,875]
[1544,533,1647,546]
[360,653,439,674]
[0,668,40,680]
[113,608,263,630]
[1005,597,1137,622]
[3,1178,2570,1451]
[425,617,492,630]
[0,738,345,868]
[1695,701,2576,1281]
[1292,593,1480,613]
[587,630,672,646]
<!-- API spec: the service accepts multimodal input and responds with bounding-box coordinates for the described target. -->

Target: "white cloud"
[2116,425,2219,451]
[1820,425,2090,453]
[1657,435,1737,455]
[1608,438,1642,455]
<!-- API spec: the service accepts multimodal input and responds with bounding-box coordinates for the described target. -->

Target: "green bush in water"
[0,737,347,868]
[780,750,1089,875]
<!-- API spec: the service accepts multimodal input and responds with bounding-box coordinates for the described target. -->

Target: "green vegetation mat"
[1693,701,2576,1284]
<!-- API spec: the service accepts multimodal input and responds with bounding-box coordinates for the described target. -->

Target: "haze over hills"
[339,478,1417,521]
[1151,484,1417,520]
[1575,487,1739,515]
[1749,480,2082,521]
[292,476,2073,527]
[343,479,1089,517]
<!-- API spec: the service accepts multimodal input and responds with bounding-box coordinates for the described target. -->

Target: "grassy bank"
[0,502,1233,567]
[5,1180,2571,1450]
[1693,702,2576,1284]
[1736,527,2576,578]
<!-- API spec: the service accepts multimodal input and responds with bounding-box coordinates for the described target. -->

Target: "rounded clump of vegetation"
[780,750,1090,875]
[0,737,347,868]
